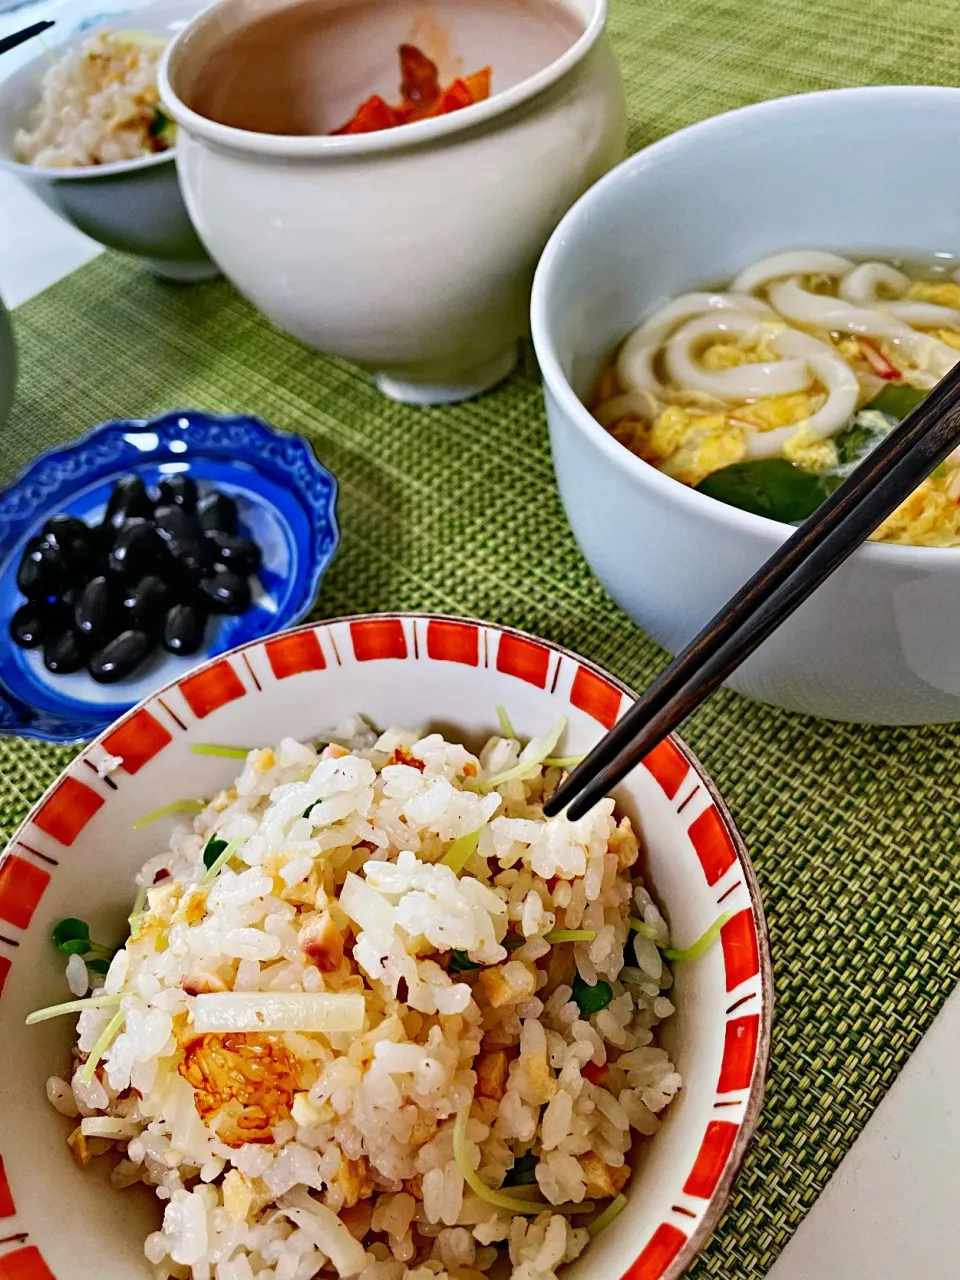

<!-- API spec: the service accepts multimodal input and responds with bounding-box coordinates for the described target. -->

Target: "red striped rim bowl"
[0,614,772,1280]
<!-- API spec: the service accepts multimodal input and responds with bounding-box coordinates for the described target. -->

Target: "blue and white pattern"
[0,410,339,741]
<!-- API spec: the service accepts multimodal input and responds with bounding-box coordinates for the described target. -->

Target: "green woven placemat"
[6,0,960,1274]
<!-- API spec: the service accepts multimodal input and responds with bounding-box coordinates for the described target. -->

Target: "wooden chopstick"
[544,360,960,821]
[0,20,54,57]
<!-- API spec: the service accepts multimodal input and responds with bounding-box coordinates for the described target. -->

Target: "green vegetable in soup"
[865,383,928,421]
[695,458,842,521]
[449,950,483,973]
[696,383,932,521]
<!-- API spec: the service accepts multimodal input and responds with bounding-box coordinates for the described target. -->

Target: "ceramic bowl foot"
[144,257,222,283]
[374,343,519,405]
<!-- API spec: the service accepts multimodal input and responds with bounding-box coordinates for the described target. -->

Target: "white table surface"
[1,4,959,1273]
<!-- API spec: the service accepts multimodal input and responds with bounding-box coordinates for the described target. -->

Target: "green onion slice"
[26,993,123,1026]
[543,929,595,944]
[453,1106,594,1216]
[662,912,734,963]
[132,799,203,831]
[78,1009,125,1083]
[441,829,482,875]
[587,1193,627,1237]
[496,706,518,740]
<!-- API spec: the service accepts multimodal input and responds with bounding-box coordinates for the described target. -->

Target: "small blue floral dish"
[0,410,339,742]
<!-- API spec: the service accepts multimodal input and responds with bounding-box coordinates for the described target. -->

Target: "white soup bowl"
[532,86,960,724]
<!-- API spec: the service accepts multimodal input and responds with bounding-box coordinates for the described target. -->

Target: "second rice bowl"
[0,616,770,1280]
[0,0,216,281]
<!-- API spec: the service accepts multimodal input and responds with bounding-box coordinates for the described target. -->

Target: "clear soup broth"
[180,0,585,136]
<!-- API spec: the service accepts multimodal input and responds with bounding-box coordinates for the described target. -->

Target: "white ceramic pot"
[0,3,216,282]
[0,614,770,1280]
[532,86,960,725]
[159,0,626,403]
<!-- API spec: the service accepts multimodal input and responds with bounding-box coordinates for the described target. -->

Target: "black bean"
[75,575,118,644]
[153,506,206,580]
[103,476,153,532]
[36,532,77,578]
[106,518,167,580]
[43,630,87,675]
[42,514,96,568]
[17,536,62,599]
[197,491,238,535]
[42,513,89,540]
[162,602,207,655]
[204,531,262,576]
[198,569,251,614]
[156,474,198,512]
[122,575,170,632]
[11,602,60,649]
[89,630,154,683]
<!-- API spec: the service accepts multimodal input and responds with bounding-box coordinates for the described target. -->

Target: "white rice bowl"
[0,618,770,1280]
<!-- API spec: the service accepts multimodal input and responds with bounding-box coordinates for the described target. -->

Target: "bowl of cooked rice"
[0,614,771,1280]
[0,2,216,281]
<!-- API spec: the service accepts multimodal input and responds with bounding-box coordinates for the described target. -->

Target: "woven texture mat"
[6,0,960,1274]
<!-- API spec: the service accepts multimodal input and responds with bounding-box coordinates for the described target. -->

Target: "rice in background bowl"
[0,617,769,1280]
[0,1,215,281]
[16,32,176,169]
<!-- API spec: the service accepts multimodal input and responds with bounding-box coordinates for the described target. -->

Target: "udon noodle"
[592,251,960,545]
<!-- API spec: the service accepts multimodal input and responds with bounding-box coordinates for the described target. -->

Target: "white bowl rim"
[531,83,960,568]
[0,146,175,182]
[157,0,607,158]
[0,609,773,1280]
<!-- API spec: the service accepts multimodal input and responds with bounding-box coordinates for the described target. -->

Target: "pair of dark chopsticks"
[0,19,53,57]
[544,360,960,822]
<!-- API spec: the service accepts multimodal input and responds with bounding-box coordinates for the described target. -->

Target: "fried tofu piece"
[178,1032,305,1147]
[579,1151,630,1198]
[335,1155,375,1208]
[475,1050,509,1101]
[479,961,536,1008]
[609,815,640,871]
[67,1125,91,1167]
[525,1051,558,1104]
[300,911,344,972]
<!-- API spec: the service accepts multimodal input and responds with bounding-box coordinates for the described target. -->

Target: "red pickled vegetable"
[399,42,441,106]
[432,78,474,116]
[332,44,492,136]
[331,94,399,136]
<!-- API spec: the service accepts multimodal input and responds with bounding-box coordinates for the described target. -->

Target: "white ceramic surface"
[159,0,626,403]
[0,292,14,426]
[531,86,960,724]
[0,614,770,1280]
[0,0,216,280]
